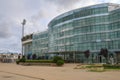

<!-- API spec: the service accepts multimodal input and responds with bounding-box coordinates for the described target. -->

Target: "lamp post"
[21,19,26,55]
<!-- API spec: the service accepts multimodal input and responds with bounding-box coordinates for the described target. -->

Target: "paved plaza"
[0,63,120,80]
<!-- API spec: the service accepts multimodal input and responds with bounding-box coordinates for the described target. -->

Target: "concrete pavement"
[0,63,120,80]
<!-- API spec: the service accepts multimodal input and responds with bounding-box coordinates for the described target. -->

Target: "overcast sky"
[0,0,119,53]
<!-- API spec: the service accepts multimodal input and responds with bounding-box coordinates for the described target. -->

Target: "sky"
[0,0,120,53]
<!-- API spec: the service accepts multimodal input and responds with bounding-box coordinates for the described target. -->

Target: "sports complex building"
[22,3,120,63]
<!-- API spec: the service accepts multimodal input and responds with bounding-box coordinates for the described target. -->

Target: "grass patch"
[87,64,104,72]
[103,64,120,69]
[74,64,120,72]
[89,69,105,72]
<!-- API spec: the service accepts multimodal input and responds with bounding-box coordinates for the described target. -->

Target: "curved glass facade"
[109,8,120,51]
[49,3,110,52]
[48,3,120,63]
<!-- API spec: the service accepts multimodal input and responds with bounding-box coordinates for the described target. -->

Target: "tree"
[84,50,90,63]
[84,50,90,59]
[32,54,37,60]
[103,48,108,58]
[100,48,108,63]
[100,48,108,59]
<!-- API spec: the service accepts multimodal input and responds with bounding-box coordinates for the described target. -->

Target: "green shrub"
[103,64,120,69]
[16,60,20,64]
[16,59,53,65]
[16,56,26,64]
[53,56,63,63]
[19,56,26,62]
[56,60,64,66]
[26,60,53,63]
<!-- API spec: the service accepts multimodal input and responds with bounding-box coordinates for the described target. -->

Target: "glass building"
[32,31,49,58]
[22,3,120,63]
[48,3,120,63]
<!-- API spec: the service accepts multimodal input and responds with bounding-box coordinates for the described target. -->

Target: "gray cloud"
[26,0,81,34]
[0,35,21,52]
[0,20,12,38]
[0,0,119,53]
[46,0,81,9]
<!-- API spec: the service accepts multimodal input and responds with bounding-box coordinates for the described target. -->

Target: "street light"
[21,19,26,37]
[21,19,26,55]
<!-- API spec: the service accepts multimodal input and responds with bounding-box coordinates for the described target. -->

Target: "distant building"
[0,53,19,63]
